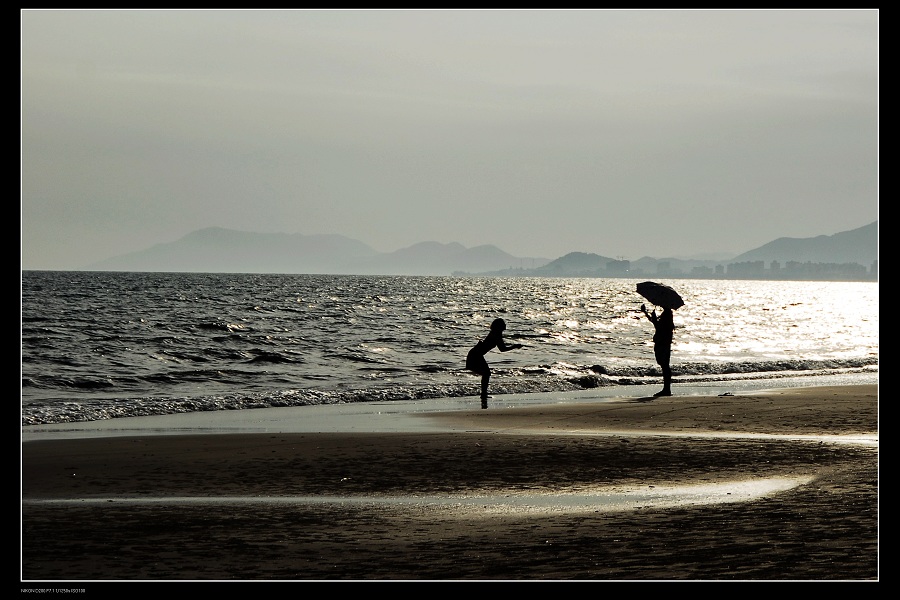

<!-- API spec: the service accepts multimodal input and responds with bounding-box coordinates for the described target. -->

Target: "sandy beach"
[21,384,878,583]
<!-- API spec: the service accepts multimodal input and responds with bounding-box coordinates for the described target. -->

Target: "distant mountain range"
[84,227,550,275]
[730,221,877,265]
[83,221,877,278]
[478,221,878,279]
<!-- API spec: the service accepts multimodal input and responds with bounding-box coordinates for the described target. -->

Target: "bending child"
[466,318,524,409]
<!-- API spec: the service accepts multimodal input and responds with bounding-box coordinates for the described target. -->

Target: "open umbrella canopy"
[636,281,685,310]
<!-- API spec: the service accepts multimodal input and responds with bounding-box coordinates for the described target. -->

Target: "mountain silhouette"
[527,252,619,276]
[85,227,379,274]
[82,221,877,278]
[85,227,550,275]
[364,241,537,274]
[730,221,876,265]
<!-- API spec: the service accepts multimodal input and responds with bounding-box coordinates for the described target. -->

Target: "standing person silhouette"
[466,318,523,409]
[641,303,674,397]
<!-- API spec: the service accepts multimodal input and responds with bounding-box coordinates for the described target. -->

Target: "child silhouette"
[466,318,524,409]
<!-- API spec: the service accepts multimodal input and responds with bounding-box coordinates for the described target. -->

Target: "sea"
[21,271,878,426]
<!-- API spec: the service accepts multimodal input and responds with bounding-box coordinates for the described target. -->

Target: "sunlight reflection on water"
[25,476,815,513]
[22,272,877,425]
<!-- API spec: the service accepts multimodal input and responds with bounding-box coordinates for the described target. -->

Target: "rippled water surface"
[21,271,878,424]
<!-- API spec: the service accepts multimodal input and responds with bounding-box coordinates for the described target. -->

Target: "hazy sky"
[21,9,878,270]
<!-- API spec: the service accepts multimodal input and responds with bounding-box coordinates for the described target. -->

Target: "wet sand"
[21,385,879,583]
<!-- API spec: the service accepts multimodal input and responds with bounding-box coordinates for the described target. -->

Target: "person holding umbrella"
[636,282,682,397]
[641,303,674,397]
[466,318,524,409]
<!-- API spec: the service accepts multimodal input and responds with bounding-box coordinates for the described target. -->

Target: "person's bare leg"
[655,363,672,396]
[654,346,672,397]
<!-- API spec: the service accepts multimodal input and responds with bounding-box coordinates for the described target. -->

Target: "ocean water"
[21,271,878,426]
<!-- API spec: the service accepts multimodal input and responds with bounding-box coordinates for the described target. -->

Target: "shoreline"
[22,383,879,582]
[21,372,879,441]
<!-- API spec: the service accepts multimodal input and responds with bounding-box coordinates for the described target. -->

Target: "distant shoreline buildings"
[456,258,878,282]
[689,259,878,282]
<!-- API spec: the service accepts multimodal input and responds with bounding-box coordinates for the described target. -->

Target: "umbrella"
[636,281,684,310]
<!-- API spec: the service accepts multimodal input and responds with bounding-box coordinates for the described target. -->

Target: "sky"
[21,9,878,270]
